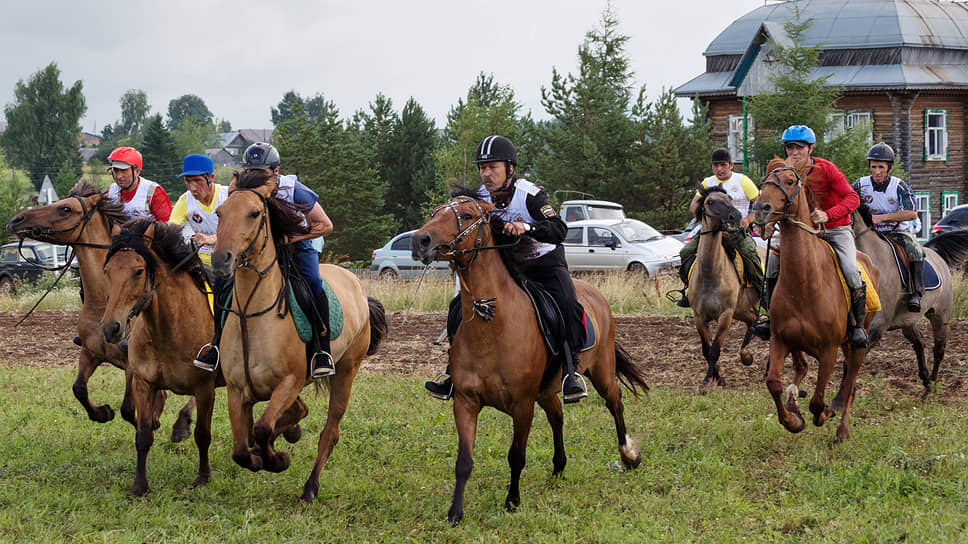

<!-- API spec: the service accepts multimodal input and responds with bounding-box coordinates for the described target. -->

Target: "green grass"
[0,367,966,542]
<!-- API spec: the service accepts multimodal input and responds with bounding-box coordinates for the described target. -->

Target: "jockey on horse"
[425,135,589,403]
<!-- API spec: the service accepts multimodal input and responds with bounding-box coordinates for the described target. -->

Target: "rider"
[425,135,589,403]
[675,147,762,308]
[169,154,227,269]
[852,142,925,312]
[106,146,172,221]
[752,125,868,348]
[192,142,337,379]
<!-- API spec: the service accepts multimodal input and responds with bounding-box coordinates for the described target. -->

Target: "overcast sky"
[0,0,765,134]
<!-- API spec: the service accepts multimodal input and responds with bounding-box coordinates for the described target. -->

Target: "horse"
[687,185,760,388]
[210,170,388,503]
[99,219,222,496]
[751,157,880,442]
[410,194,650,525]
[851,204,967,394]
[5,181,195,441]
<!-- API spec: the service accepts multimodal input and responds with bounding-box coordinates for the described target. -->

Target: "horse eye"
[461,213,473,221]
[135,269,144,277]
[59,206,72,214]
[249,210,260,219]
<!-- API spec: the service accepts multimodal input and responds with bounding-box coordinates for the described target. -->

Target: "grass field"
[0,367,966,543]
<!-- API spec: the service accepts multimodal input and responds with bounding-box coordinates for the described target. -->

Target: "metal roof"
[705,0,968,56]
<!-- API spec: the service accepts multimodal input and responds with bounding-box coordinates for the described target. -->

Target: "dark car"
[931,204,968,236]
[0,240,75,294]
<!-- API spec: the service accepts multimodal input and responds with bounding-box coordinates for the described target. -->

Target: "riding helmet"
[866,142,895,163]
[711,148,732,164]
[781,125,817,145]
[107,146,144,170]
[241,142,281,171]
[474,135,517,166]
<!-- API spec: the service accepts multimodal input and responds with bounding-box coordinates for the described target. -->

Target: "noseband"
[228,188,273,275]
[758,165,824,235]
[429,196,490,267]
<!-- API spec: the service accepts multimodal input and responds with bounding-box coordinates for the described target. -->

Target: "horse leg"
[766,340,804,433]
[900,325,930,394]
[929,309,949,383]
[505,403,536,513]
[835,347,865,443]
[170,396,196,443]
[447,396,481,526]
[739,325,755,367]
[72,349,115,423]
[130,377,157,497]
[191,387,215,489]
[536,395,566,476]
[120,368,136,426]
[301,363,360,504]
[276,396,309,444]
[590,368,640,469]
[227,385,262,472]
[809,347,839,428]
[253,374,303,474]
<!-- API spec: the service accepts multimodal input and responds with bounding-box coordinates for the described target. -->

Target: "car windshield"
[34,245,57,266]
[587,207,624,220]
[612,220,663,242]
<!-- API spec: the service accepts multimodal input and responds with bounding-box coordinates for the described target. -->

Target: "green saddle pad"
[221,279,343,343]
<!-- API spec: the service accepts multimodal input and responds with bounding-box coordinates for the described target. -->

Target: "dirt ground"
[2,309,967,399]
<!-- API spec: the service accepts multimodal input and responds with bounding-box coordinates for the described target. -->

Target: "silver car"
[563,219,683,276]
[370,230,451,280]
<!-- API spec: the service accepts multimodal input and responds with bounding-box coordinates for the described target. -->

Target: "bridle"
[758,165,824,235]
[698,192,742,236]
[429,196,520,270]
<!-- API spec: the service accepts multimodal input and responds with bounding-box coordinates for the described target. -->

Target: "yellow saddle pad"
[687,252,762,289]
[825,244,881,312]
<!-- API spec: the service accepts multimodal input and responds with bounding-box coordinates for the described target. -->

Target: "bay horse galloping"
[752,158,880,442]
[687,185,759,388]
[852,204,967,394]
[411,194,649,525]
[6,181,194,440]
[100,219,221,496]
[211,170,388,503]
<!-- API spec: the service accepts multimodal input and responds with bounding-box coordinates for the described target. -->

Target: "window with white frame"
[825,111,845,140]
[914,192,931,240]
[727,114,754,162]
[846,110,873,144]
[942,191,960,215]
[925,109,948,161]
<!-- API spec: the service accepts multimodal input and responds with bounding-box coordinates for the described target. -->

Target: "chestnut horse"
[687,185,759,388]
[210,170,388,503]
[752,158,880,442]
[6,181,194,440]
[100,219,222,496]
[411,195,649,525]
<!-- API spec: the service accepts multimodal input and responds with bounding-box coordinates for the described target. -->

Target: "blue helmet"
[178,154,215,177]
[781,125,816,145]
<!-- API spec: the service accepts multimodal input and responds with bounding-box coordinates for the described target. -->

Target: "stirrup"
[193,344,219,372]
[311,351,336,379]
[425,373,453,400]
[562,374,588,404]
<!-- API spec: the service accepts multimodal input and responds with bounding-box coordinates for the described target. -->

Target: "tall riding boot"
[561,347,588,404]
[907,261,924,313]
[848,284,869,349]
[310,290,335,379]
[194,286,231,371]
[425,367,453,400]
[751,277,777,340]
[676,254,695,308]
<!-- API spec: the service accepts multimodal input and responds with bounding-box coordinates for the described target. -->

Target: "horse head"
[101,219,161,344]
[411,194,495,267]
[211,170,278,279]
[697,185,741,232]
[752,157,810,230]
[6,181,121,246]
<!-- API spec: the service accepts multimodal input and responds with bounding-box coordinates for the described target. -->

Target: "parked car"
[670,217,700,243]
[932,204,968,236]
[559,200,626,223]
[370,231,451,280]
[0,240,76,294]
[562,219,683,276]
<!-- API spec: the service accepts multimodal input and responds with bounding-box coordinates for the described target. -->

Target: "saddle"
[520,280,596,356]
[879,232,942,291]
[823,242,882,313]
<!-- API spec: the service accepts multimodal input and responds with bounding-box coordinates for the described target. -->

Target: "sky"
[0,0,766,134]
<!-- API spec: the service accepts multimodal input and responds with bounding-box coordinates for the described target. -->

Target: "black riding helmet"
[866,142,895,163]
[474,135,517,166]
[242,142,281,170]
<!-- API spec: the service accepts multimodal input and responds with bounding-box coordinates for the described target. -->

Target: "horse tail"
[366,296,389,356]
[924,229,968,269]
[615,343,649,395]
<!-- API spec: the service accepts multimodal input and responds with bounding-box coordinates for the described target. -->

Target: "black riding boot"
[562,348,588,403]
[676,255,695,307]
[194,286,231,371]
[751,276,778,340]
[848,283,869,349]
[310,290,335,379]
[907,261,924,313]
[425,369,454,400]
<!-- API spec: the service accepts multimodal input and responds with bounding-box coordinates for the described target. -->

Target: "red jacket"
[805,157,858,229]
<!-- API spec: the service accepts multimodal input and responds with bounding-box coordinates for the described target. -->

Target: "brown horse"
[752,158,880,442]
[5,182,194,440]
[210,170,387,503]
[100,219,222,496]
[687,185,759,388]
[411,194,649,525]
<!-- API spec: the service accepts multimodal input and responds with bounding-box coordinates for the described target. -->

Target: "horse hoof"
[300,481,319,504]
[192,475,211,488]
[171,429,191,443]
[130,481,148,497]
[90,405,115,423]
[504,496,520,512]
[283,424,302,444]
[266,452,291,473]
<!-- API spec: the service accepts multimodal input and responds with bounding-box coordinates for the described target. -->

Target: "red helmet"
[107,146,143,170]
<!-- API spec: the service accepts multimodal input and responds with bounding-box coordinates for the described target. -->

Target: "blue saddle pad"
[888,242,941,291]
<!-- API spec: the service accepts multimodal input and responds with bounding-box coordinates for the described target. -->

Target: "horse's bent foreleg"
[130,377,158,497]
[227,386,261,472]
[72,349,115,423]
[766,341,804,433]
[537,394,566,476]
[448,396,481,526]
[277,396,309,444]
[253,374,303,474]
[171,396,196,443]
[191,387,215,489]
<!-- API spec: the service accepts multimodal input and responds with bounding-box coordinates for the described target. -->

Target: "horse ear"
[110,223,122,238]
[143,222,156,247]
[261,174,279,197]
[229,172,238,192]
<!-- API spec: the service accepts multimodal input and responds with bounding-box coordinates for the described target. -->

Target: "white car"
[559,200,626,223]
[563,219,683,276]
[370,231,451,280]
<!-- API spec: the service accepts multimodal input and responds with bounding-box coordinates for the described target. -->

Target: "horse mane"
[69,180,128,232]
[106,218,212,293]
[694,184,728,222]
[855,201,874,228]
[236,169,311,246]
